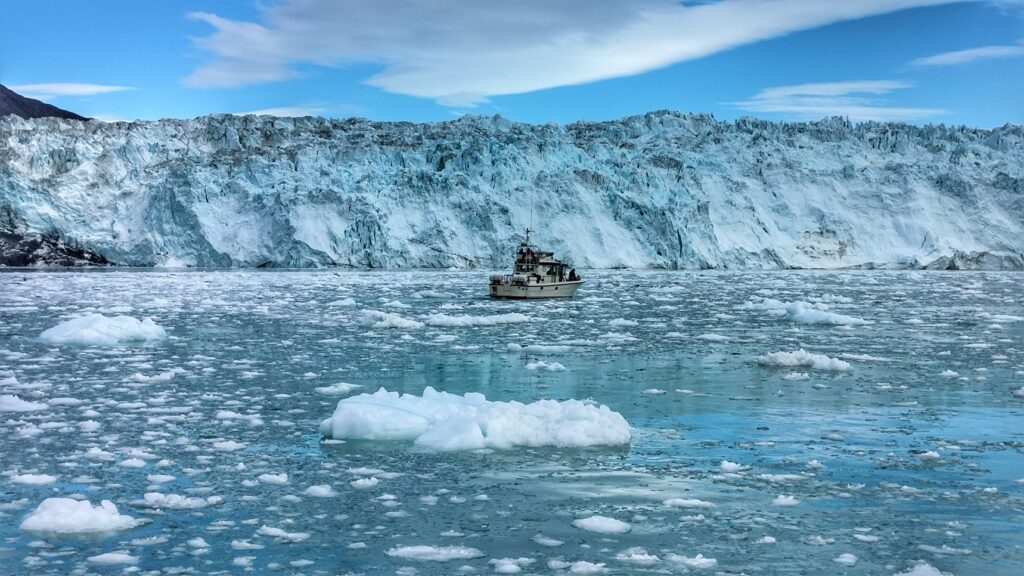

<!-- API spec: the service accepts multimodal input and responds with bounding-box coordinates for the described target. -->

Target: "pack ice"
[318,387,631,451]
[1,113,1021,269]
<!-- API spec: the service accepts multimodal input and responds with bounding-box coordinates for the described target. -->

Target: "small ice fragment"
[772,495,800,506]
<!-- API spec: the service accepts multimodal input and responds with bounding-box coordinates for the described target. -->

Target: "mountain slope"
[0,111,1021,268]
[0,84,88,121]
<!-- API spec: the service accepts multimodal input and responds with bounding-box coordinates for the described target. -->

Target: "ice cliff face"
[1,111,1022,269]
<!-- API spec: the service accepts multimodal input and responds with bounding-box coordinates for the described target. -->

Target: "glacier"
[0,111,1021,269]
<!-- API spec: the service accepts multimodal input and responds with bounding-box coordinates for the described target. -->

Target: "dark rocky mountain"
[0,84,88,121]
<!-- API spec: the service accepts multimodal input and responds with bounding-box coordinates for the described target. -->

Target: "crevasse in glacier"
[1,111,1021,268]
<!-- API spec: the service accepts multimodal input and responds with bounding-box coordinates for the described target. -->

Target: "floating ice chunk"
[615,547,659,565]
[258,473,288,485]
[215,410,263,426]
[784,302,867,325]
[664,498,715,508]
[720,461,747,473]
[556,560,606,573]
[351,477,379,489]
[834,553,858,566]
[319,387,631,451]
[696,333,730,342]
[939,370,959,377]
[20,498,140,536]
[39,314,167,346]
[1012,387,1024,398]
[507,343,573,354]
[918,451,941,460]
[756,536,777,544]
[385,545,485,562]
[87,552,139,565]
[893,562,949,576]
[118,458,146,468]
[666,553,717,569]
[782,372,810,380]
[257,525,310,542]
[188,537,209,548]
[533,534,563,547]
[304,484,336,497]
[572,515,631,534]
[772,495,800,506]
[361,310,424,329]
[0,395,47,412]
[315,383,363,395]
[490,557,535,573]
[10,474,57,485]
[642,388,666,395]
[212,440,246,451]
[526,361,566,372]
[609,318,638,327]
[134,493,221,509]
[424,313,531,327]
[758,349,852,371]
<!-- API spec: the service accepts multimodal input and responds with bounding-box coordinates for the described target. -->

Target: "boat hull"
[489,280,583,299]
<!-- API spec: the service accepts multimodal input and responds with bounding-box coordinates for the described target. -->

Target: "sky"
[1,0,1022,127]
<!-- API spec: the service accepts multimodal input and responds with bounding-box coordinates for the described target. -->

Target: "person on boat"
[569,268,577,281]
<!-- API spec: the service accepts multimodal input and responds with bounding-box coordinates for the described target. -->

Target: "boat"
[489,229,583,299]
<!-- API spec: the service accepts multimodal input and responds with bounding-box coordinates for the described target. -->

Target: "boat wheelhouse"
[489,229,582,299]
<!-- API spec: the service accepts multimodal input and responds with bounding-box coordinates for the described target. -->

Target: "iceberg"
[20,498,141,536]
[318,387,631,451]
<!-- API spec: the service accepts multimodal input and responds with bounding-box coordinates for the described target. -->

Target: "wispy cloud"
[232,106,326,117]
[734,80,944,121]
[9,83,134,102]
[909,43,1024,66]
[184,0,956,106]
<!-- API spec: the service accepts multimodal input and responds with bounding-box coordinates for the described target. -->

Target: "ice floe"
[572,515,631,534]
[758,349,852,371]
[38,314,167,346]
[319,387,631,451]
[424,313,531,327]
[385,545,485,561]
[20,498,141,536]
[0,395,47,412]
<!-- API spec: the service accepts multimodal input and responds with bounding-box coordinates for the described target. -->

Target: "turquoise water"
[1,270,1022,575]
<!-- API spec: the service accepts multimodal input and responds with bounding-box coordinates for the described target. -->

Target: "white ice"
[38,314,167,346]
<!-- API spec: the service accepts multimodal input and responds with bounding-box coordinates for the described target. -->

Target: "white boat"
[489,229,583,299]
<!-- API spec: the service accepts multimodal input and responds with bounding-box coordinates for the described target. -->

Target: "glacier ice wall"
[1,111,1022,269]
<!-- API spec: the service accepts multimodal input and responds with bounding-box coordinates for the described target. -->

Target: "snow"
[319,387,631,451]
[3,113,1021,270]
[20,498,140,536]
[385,545,486,562]
[38,314,167,346]
[758,349,853,371]
[572,515,631,534]
[0,395,47,412]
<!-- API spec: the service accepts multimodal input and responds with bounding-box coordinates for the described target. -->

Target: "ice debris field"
[0,269,1022,575]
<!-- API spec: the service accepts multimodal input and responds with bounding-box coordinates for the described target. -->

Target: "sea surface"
[1,269,1022,575]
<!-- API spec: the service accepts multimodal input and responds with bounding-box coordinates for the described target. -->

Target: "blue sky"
[1,0,1021,126]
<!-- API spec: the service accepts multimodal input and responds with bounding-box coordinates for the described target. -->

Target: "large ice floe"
[20,498,141,536]
[757,349,853,371]
[318,387,631,451]
[38,314,167,346]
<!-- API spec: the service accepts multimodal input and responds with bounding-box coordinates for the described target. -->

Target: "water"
[1,269,1022,575]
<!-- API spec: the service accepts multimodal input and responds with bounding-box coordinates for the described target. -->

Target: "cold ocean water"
[0,269,1022,575]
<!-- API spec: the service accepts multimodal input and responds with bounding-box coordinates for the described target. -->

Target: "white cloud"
[909,43,1024,66]
[232,106,326,117]
[184,0,956,105]
[9,83,134,102]
[734,80,944,121]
